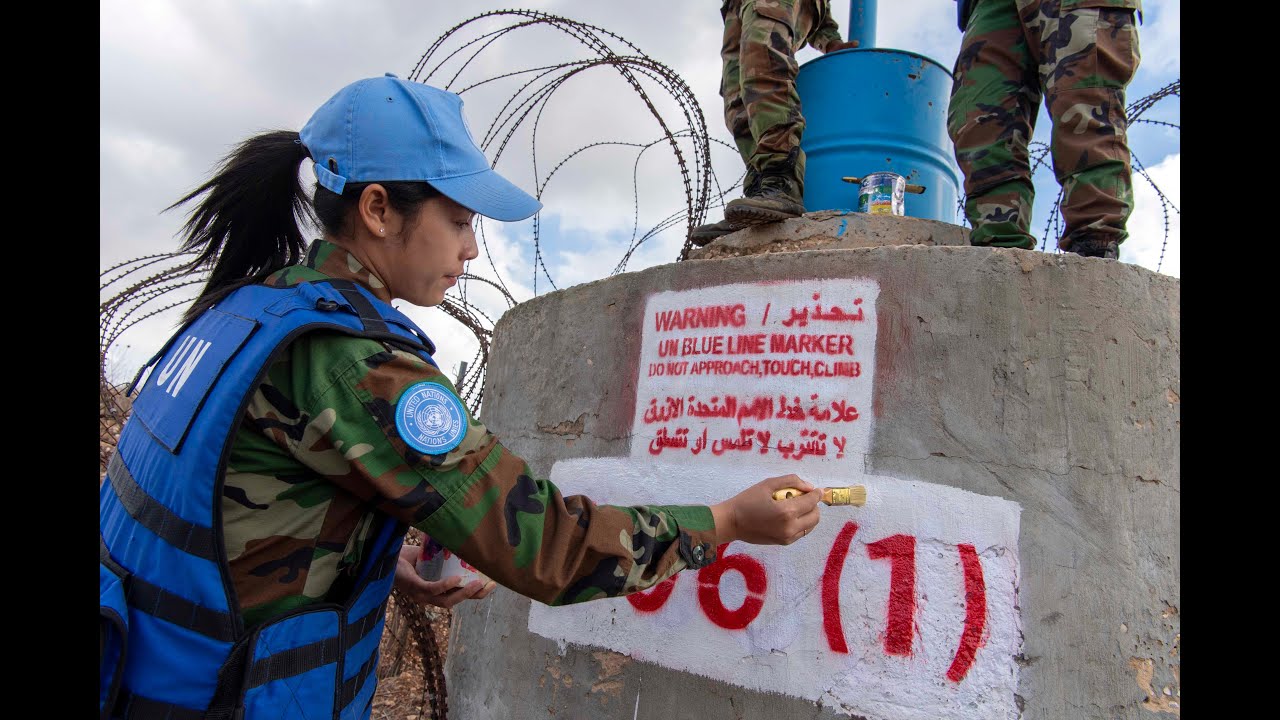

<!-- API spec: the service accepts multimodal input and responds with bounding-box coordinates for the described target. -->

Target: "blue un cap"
[299,73,542,222]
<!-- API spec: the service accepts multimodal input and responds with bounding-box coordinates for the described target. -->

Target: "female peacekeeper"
[99,73,823,720]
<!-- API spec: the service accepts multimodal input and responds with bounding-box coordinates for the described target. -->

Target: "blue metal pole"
[846,0,877,50]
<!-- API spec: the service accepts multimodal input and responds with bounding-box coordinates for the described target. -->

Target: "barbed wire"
[401,10,730,406]
[99,12,1180,461]
[100,13,1178,716]
[99,15,1181,437]
[1028,80,1180,264]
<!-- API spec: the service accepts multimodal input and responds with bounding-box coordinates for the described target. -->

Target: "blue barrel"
[796,48,961,223]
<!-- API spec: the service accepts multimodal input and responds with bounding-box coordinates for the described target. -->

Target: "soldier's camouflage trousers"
[721,0,825,198]
[948,0,1141,251]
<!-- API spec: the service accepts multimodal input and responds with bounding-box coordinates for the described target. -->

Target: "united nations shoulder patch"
[394,381,468,455]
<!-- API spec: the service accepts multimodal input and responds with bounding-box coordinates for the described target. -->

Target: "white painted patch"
[527,279,1022,719]
[634,279,877,466]
[528,460,1023,720]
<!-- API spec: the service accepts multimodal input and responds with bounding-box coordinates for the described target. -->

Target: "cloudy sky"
[101,0,1180,388]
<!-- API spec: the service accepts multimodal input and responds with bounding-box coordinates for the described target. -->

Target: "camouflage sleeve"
[808,11,843,53]
[295,337,722,605]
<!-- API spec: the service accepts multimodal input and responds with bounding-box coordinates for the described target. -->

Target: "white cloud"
[100,131,187,183]
[1122,152,1179,278]
[1136,0,1180,78]
[101,0,1178,386]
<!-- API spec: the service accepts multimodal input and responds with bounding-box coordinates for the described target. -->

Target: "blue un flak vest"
[99,279,439,720]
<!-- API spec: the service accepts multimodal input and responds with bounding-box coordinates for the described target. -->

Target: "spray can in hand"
[416,536,490,586]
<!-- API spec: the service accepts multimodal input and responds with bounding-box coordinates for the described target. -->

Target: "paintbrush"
[771,485,866,506]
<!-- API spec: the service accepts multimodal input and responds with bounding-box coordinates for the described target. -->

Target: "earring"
[380,228,385,235]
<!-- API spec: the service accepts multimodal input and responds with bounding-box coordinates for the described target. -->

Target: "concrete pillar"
[445,217,1180,719]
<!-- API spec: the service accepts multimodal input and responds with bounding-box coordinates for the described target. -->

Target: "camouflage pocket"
[1043,8,1136,175]
[747,0,797,30]
[1060,0,1142,9]
[1097,8,1141,86]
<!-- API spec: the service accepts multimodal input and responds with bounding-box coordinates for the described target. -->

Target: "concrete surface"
[686,210,969,261]
[444,240,1180,720]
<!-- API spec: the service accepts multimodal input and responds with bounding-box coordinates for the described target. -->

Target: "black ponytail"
[169,130,314,323]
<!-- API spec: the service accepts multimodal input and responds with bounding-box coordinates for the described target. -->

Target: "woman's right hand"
[711,474,822,545]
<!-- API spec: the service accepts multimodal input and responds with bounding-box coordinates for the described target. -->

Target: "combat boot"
[690,218,744,246]
[725,175,806,225]
[689,170,760,246]
[1069,237,1119,259]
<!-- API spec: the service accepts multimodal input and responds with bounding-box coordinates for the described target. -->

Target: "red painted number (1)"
[866,534,917,656]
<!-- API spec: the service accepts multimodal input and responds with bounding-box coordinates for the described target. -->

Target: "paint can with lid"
[856,172,906,216]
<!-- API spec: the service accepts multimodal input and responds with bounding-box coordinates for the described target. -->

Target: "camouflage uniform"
[721,0,843,200]
[224,239,719,626]
[948,0,1142,252]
